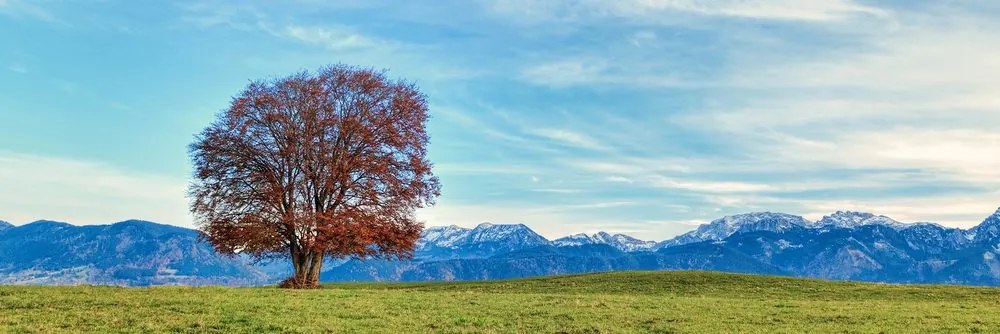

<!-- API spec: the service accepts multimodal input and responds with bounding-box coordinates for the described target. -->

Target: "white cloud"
[571,159,692,175]
[283,25,380,50]
[531,128,609,151]
[486,0,889,23]
[179,4,385,52]
[0,152,191,227]
[650,176,775,193]
[433,163,541,176]
[627,30,657,47]
[7,64,26,73]
[840,129,1000,181]
[519,59,689,88]
[614,0,889,21]
[606,176,634,183]
[735,24,1000,91]
[0,0,67,25]
[532,201,637,211]
[520,60,608,87]
[530,188,580,194]
[177,3,267,31]
[670,13,1000,190]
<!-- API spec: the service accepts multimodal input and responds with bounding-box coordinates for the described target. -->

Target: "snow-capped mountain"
[967,208,1000,243]
[417,225,470,249]
[467,223,548,245]
[13,207,1000,286]
[659,211,933,249]
[416,223,549,260]
[0,220,12,231]
[553,232,657,252]
[329,207,1000,286]
[816,211,907,229]
[658,212,812,248]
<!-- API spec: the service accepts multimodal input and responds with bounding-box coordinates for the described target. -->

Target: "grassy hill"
[2,271,999,333]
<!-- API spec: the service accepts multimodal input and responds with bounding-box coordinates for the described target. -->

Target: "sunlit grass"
[2,271,999,333]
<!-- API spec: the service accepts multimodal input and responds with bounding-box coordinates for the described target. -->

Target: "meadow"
[2,270,999,333]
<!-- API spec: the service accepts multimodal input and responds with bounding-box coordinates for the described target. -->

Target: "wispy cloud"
[176,2,267,30]
[283,25,382,50]
[612,0,890,21]
[485,0,890,23]
[649,176,775,193]
[7,64,26,73]
[0,152,190,227]
[520,58,690,88]
[531,128,610,151]
[605,176,634,184]
[0,0,69,26]
[530,188,581,194]
[532,201,637,211]
[178,3,386,52]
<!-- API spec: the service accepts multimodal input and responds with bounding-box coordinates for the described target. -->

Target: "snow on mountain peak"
[553,231,656,252]
[817,211,905,229]
[468,223,540,243]
[658,212,810,247]
[710,212,810,234]
[969,208,1000,242]
[418,225,471,249]
[418,223,548,252]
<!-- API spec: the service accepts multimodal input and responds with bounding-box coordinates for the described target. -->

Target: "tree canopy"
[189,65,440,288]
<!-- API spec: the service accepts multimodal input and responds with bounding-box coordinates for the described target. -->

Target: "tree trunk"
[282,248,317,289]
[306,254,324,287]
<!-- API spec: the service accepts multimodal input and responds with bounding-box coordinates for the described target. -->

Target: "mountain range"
[4,208,1000,286]
[0,220,284,286]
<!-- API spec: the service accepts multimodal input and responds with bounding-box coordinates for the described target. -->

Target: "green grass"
[2,271,1000,333]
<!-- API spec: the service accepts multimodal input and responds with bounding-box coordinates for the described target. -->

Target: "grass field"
[2,271,999,333]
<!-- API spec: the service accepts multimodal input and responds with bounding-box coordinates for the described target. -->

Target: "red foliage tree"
[189,65,440,288]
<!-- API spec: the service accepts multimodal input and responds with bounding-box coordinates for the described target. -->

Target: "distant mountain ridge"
[657,212,813,248]
[0,220,286,286]
[416,223,550,260]
[324,208,1000,285]
[6,207,1000,286]
[553,232,657,252]
[817,211,907,229]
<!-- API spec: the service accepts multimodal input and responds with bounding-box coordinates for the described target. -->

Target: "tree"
[189,65,440,288]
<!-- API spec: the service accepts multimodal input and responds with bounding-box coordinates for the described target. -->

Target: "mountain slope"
[0,220,284,286]
[969,208,1000,243]
[415,223,550,260]
[553,231,657,252]
[658,212,812,248]
[816,211,907,229]
[8,207,1000,287]
[326,208,1000,285]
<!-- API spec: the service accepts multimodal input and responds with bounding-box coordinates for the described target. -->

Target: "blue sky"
[1,1,999,240]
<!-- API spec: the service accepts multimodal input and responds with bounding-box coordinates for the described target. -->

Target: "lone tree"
[189,65,440,288]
